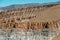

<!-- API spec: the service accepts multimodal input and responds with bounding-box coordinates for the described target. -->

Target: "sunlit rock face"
[0,4,60,40]
[0,29,59,40]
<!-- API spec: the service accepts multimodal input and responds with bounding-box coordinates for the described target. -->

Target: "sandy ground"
[52,32,60,40]
[30,5,60,22]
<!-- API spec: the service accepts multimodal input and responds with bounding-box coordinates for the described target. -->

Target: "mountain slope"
[0,3,42,10]
[0,1,60,10]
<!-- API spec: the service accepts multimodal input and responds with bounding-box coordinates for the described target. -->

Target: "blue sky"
[0,0,60,7]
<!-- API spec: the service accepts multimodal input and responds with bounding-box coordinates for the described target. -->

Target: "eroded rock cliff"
[0,4,60,40]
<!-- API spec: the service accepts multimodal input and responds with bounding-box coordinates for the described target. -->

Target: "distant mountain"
[0,1,60,10]
[0,3,42,10]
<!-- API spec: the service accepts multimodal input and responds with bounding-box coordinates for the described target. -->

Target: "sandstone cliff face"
[0,4,60,40]
[0,4,59,31]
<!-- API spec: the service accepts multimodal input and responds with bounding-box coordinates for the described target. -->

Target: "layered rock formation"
[0,4,60,40]
[0,4,59,30]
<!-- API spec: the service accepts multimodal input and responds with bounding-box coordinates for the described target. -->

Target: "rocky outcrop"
[0,4,59,31]
[0,4,60,40]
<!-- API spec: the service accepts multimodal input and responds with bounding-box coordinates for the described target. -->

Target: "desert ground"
[0,4,60,40]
